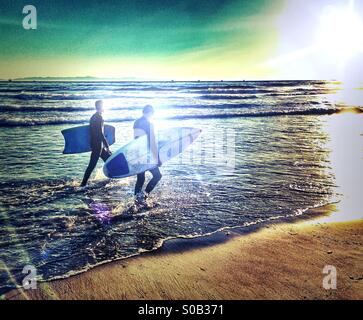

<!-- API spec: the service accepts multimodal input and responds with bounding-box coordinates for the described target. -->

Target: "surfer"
[81,100,112,187]
[133,105,162,204]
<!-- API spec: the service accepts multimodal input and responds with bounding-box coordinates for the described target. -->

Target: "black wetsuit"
[81,112,111,186]
[133,116,162,195]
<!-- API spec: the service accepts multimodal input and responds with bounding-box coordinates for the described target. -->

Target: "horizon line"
[1,77,342,82]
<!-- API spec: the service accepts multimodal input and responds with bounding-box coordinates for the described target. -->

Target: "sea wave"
[0,179,111,208]
[0,86,114,93]
[0,103,263,113]
[198,94,259,100]
[0,107,359,127]
[8,93,124,101]
[0,105,94,112]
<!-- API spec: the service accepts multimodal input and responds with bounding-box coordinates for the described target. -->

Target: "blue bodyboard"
[62,124,116,154]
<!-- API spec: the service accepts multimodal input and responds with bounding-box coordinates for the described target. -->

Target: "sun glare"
[267,0,363,80]
[317,4,363,61]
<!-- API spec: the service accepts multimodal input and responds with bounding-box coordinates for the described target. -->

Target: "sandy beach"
[6,204,362,300]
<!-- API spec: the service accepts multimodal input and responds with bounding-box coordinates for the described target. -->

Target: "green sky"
[1,0,362,80]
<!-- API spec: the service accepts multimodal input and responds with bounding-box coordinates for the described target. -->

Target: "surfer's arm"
[102,132,109,150]
[95,117,109,149]
[149,124,160,166]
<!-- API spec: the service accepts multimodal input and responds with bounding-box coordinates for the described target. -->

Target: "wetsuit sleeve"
[133,119,140,130]
[149,123,159,165]
[133,119,147,139]
[101,122,109,149]
[94,116,109,148]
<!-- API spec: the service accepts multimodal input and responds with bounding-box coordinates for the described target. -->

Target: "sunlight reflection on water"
[314,111,363,223]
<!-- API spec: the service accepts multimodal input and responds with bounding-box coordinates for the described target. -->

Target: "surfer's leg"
[145,167,162,194]
[134,172,146,195]
[81,149,101,186]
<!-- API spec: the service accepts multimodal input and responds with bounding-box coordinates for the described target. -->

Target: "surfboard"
[103,127,201,179]
[61,124,116,154]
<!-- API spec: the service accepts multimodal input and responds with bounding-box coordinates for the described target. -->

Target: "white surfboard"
[103,127,201,179]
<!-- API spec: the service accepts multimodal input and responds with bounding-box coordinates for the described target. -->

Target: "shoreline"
[5,204,363,300]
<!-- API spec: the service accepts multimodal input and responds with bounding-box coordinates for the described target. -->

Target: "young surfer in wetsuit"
[133,105,162,204]
[81,100,112,187]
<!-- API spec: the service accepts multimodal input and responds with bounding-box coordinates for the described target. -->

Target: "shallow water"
[0,80,362,294]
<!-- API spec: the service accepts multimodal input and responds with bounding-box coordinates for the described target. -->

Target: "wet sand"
[6,205,363,300]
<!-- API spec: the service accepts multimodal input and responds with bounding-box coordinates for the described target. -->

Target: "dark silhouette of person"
[81,100,111,187]
[133,105,162,203]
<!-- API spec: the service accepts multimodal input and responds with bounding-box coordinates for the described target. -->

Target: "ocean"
[0,80,362,294]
